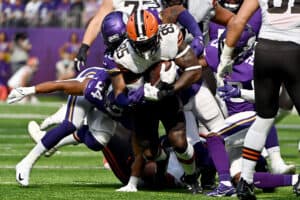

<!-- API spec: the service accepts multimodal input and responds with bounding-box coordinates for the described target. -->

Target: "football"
[148,60,172,86]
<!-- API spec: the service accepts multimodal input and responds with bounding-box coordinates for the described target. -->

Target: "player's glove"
[144,83,174,101]
[217,84,241,100]
[7,87,36,104]
[74,43,89,72]
[190,36,204,57]
[160,61,177,84]
[216,43,234,79]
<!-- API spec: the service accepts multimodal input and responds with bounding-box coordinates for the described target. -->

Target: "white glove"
[144,83,159,101]
[216,43,234,78]
[116,184,138,192]
[7,87,36,104]
[160,61,177,84]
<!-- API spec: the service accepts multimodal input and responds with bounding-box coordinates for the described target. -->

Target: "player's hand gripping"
[7,87,36,104]
[218,83,241,100]
[190,36,204,57]
[216,43,234,81]
[74,44,89,72]
[144,83,174,101]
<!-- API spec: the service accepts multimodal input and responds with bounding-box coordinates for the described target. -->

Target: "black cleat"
[293,175,300,196]
[181,173,203,195]
[237,178,256,200]
[200,167,216,190]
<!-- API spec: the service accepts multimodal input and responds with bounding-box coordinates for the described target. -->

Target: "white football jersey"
[113,23,181,74]
[113,0,162,15]
[187,0,216,22]
[259,0,300,44]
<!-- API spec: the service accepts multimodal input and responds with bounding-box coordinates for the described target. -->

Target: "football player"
[216,0,300,199]
[207,25,295,174]
[74,0,204,71]
[108,9,203,194]
[8,11,131,187]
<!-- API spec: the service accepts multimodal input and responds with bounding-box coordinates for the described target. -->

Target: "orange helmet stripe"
[127,14,138,41]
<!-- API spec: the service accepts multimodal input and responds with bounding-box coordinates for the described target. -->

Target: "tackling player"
[8,11,131,187]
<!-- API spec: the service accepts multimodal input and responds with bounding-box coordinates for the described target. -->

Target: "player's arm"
[211,2,235,26]
[225,0,259,47]
[173,40,202,92]
[110,66,130,107]
[74,0,113,71]
[7,78,91,104]
[35,78,90,95]
[81,0,113,46]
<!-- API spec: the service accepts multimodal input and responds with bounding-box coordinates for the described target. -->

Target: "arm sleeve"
[177,9,203,38]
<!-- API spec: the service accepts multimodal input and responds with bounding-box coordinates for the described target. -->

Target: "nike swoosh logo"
[18,173,24,181]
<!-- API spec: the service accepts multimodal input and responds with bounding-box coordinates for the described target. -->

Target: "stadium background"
[1,28,104,84]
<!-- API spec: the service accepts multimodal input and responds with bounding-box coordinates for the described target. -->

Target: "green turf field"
[0,101,300,199]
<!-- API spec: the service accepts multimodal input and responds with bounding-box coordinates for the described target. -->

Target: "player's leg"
[16,96,92,186]
[265,126,296,174]
[117,102,159,192]
[190,83,235,196]
[237,39,283,199]
[162,96,201,194]
[276,85,293,123]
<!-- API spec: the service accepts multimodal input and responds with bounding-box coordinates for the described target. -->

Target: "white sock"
[292,175,299,185]
[175,143,195,175]
[241,116,275,183]
[268,147,285,168]
[128,176,139,187]
[22,141,46,166]
[54,134,79,149]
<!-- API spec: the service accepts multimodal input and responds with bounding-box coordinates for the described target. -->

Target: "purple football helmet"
[219,24,256,64]
[101,11,127,51]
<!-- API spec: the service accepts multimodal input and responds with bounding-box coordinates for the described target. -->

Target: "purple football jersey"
[205,39,255,115]
[209,9,262,41]
[84,69,110,113]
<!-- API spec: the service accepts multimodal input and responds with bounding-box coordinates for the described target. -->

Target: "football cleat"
[28,121,46,143]
[200,167,216,190]
[116,184,138,192]
[16,161,31,186]
[206,183,236,197]
[181,172,203,194]
[237,178,256,200]
[293,175,300,196]
[44,147,58,157]
[40,104,67,130]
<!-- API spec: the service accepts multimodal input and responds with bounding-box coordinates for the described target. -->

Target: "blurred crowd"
[0,0,103,28]
[0,30,79,102]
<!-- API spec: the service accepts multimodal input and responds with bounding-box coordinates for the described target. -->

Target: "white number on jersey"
[115,0,161,15]
[91,81,104,101]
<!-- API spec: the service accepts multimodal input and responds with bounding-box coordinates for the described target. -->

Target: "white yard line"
[0,165,103,170]
[0,113,49,119]
[0,102,64,107]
